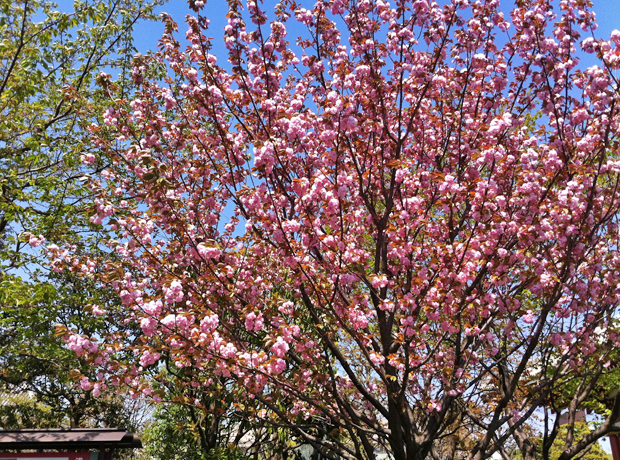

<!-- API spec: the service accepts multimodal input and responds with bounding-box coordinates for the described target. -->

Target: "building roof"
[0,429,141,450]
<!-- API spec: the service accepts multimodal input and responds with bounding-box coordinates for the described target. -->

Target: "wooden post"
[610,434,620,460]
[609,416,620,460]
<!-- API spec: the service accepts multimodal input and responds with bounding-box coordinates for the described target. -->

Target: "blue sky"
[132,0,620,61]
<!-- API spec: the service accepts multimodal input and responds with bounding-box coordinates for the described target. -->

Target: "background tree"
[58,0,620,459]
[140,323,301,458]
[0,0,161,271]
[142,402,207,460]
[0,0,164,430]
[511,423,613,460]
[141,398,252,460]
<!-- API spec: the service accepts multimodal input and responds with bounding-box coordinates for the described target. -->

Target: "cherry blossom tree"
[53,0,620,458]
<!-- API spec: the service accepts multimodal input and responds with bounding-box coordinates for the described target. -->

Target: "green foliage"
[140,368,298,459]
[0,391,65,428]
[141,402,249,460]
[552,368,620,417]
[203,446,250,460]
[511,423,613,460]
[0,0,162,274]
[547,423,612,460]
[141,403,205,460]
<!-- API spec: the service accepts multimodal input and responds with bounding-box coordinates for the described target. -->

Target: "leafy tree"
[142,401,252,460]
[141,402,206,460]
[0,391,66,429]
[56,0,620,459]
[511,423,612,460]
[0,0,161,272]
[140,364,299,459]
[546,424,612,460]
[543,318,620,418]
[0,0,164,430]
